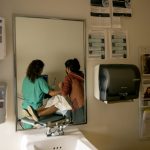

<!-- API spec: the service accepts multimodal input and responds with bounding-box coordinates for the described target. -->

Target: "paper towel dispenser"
[94,64,141,103]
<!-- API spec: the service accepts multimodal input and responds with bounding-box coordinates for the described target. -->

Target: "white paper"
[0,17,6,59]
[109,29,129,59]
[140,48,150,76]
[112,0,132,17]
[88,30,107,59]
[90,0,111,28]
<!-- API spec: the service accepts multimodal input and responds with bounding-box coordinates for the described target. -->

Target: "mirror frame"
[13,14,87,131]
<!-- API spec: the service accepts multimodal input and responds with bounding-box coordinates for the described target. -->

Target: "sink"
[21,128,98,150]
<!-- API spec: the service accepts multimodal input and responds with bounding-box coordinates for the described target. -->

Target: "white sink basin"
[21,128,98,150]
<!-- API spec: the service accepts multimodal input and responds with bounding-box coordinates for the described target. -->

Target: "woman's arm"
[48,90,61,96]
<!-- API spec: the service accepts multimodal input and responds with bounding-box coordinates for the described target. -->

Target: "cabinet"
[139,48,150,138]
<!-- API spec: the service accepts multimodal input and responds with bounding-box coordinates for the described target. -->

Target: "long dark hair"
[65,58,82,74]
[26,59,44,83]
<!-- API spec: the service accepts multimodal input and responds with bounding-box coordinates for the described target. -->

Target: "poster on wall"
[141,81,150,109]
[109,30,129,59]
[112,0,132,17]
[142,82,150,99]
[140,48,150,76]
[90,0,111,28]
[88,30,107,59]
[141,79,150,115]
[0,17,6,59]
[141,54,150,76]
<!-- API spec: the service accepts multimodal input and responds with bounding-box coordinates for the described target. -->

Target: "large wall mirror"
[13,15,86,131]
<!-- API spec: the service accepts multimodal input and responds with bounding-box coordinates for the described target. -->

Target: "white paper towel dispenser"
[94,64,141,103]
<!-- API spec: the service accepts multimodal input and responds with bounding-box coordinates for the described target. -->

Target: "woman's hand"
[58,82,63,89]
[49,90,61,96]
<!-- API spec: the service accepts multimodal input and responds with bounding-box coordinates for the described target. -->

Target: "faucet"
[46,118,70,136]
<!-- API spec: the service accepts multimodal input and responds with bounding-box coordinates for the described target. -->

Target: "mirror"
[13,15,86,131]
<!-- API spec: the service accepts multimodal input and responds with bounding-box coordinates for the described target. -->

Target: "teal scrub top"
[22,76,51,109]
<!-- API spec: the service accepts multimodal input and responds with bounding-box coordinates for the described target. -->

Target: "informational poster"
[141,54,150,76]
[109,30,129,59]
[112,0,132,17]
[90,0,111,28]
[88,30,107,59]
[0,17,6,59]
[139,48,150,76]
[141,81,150,118]
[142,83,150,98]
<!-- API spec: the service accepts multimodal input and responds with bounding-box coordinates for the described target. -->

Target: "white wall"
[0,0,150,150]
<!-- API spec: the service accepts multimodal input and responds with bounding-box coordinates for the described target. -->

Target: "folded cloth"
[45,95,72,116]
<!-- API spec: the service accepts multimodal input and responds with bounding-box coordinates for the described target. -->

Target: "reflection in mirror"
[13,15,86,131]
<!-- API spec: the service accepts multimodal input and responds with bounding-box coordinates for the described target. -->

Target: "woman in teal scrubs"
[22,59,52,110]
[22,59,60,128]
